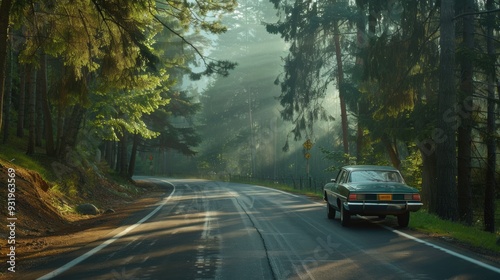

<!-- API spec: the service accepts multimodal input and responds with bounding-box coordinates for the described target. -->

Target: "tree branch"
[150,13,208,66]
[453,8,500,20]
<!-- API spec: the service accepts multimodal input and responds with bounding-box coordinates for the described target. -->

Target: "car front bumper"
[344,201,423,215]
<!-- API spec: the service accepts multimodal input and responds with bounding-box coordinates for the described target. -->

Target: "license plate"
[378,194,392,201]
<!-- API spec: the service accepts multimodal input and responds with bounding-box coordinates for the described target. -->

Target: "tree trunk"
[484,0,496,233]
[0,0,13,132]
[382,134,401,170]
[36,62,44,147]
[436,0,459,220]
[39,54,55,156]
[248,95,256,176]
[54,62,65,153]
[355,1,366,163]
[115,140,122,173]
[118,129,129,178]
[104,140,116,169]
[456,0,474,225]
[2,34,13,143]
[55,103,63,153]
[57,104,86,158]
[419,142,437,212]
[128,134,140,178]
[17,65,26,138]
[356,115,364,163]
[333,21,349,159]
[26,65,36,155]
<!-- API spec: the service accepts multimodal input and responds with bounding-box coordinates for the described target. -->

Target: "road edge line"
[382,225,500,274]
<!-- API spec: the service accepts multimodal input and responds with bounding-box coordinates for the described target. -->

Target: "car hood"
[345,182,418,193]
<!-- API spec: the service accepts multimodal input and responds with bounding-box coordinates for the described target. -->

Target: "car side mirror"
[331,179,336,182]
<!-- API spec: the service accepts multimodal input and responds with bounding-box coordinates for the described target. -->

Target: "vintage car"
[324,165,423,227]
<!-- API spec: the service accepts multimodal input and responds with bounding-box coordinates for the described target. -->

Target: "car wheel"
[327,202,336,219]
[397,212,410,227]
[340,204,350,226]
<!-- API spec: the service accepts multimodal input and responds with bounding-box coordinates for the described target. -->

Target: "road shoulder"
[3,180,171,279]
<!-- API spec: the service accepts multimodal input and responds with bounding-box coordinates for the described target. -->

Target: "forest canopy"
[0,0,237,177]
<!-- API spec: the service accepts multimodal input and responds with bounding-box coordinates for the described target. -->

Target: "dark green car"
[324,165,423,227]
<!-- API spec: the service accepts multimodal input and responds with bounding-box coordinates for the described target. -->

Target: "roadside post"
[303,139,313,188]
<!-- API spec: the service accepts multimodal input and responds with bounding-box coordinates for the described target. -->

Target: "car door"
[325,170,340,202]
[333,169,348,193]
[336,169,351,199]
[328,169,347,202]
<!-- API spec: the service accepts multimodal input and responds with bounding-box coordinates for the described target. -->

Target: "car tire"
[397,212,410,227]
[327,202,336,219]
[340,204,350,226]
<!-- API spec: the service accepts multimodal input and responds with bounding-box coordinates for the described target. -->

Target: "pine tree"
[0,0,14,133]
[436,0,459,221]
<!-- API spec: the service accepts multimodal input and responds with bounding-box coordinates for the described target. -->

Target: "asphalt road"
[27,178,500,279]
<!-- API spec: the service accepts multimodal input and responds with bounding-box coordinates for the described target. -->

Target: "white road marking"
[382,225,500,274]
[36,179,176,280]
[252,184,299,198]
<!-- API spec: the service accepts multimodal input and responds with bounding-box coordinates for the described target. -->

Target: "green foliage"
[0,129,53,181]
[401,146,423,188]
[319,146,354,173]
[90,78,170,141]
[4,0,237,179]
[189,60,238,80]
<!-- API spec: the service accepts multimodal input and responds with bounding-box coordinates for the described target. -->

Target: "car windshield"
[349,170,403,183]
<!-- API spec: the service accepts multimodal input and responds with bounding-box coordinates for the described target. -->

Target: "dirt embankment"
[1,162,66,238]
[0,160,163,278]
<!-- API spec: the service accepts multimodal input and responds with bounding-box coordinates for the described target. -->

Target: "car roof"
[341,165,398,172]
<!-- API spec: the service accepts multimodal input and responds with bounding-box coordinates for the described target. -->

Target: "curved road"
[27,178,500,279]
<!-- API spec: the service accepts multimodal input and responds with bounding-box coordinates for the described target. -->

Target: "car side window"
[337,170,347,183]
[334,170,342,182]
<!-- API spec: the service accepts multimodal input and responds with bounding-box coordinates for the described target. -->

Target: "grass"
[48,186,77,215]
[1,141,55,181]
[231,177,500,254]
[411,210,500,253]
